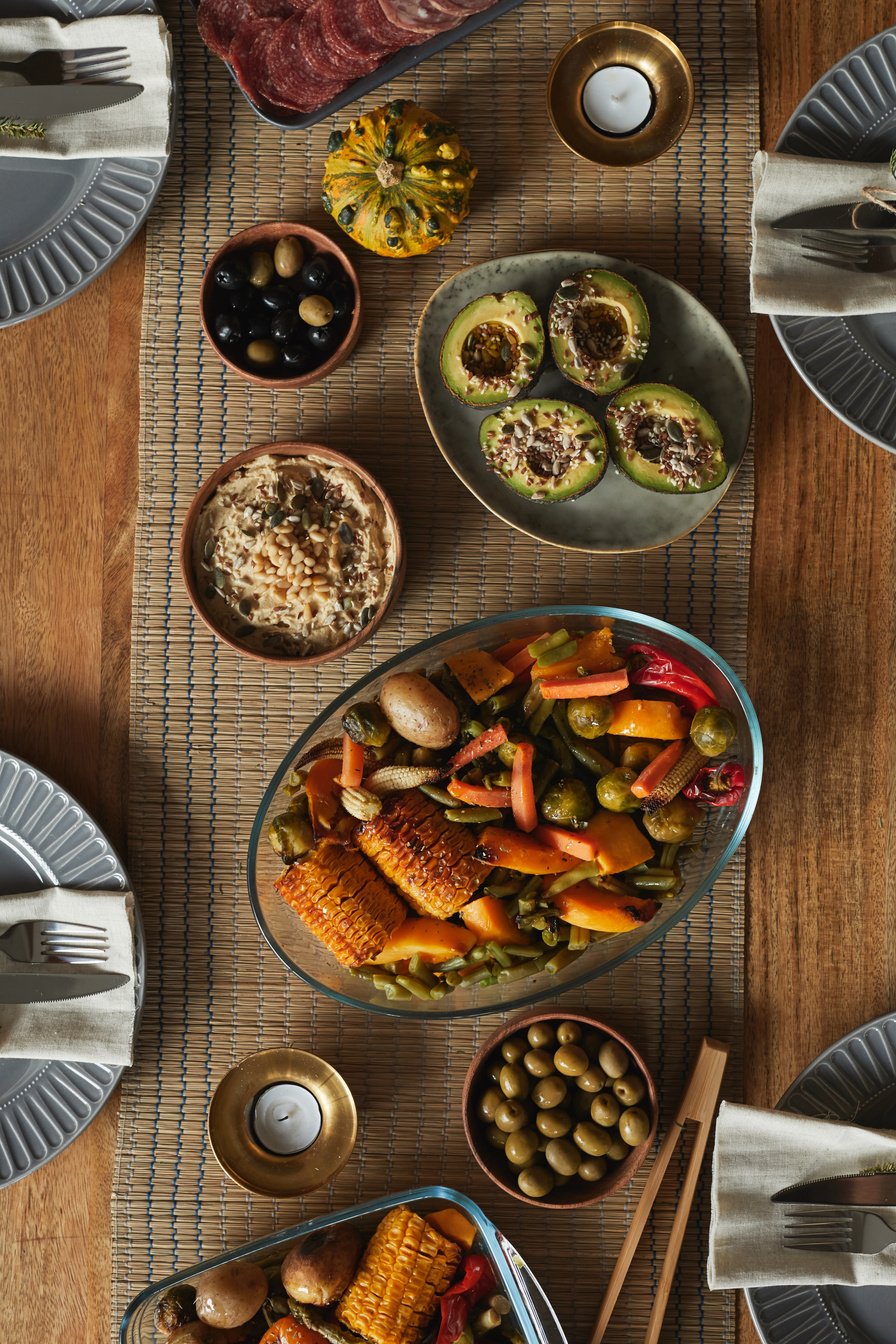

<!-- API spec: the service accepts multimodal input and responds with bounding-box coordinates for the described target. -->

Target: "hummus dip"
[193,454,397,657]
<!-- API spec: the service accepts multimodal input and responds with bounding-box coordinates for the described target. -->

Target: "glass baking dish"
[119,1185,568,1344]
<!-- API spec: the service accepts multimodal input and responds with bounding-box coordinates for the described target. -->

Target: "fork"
[783,1206,896,1255]
[0,919,109,965]
[0,47,130,85]
[801,229,896,274]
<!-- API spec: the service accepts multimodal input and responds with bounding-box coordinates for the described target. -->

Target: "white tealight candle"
[582,65,654,137]
[252,1082,322,1156]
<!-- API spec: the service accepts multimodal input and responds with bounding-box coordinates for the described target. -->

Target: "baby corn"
[275,839,405,967]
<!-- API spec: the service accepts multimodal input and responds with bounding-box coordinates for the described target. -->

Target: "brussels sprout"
[619,742,662,772]
[341,701,391,748]
[595,767,640,813]
[566,697,613,740]
[690,706,737,757]
[540,777,595,828]
[643,796,701,843]
[154,1285,197,1335]
[268,810,314,862]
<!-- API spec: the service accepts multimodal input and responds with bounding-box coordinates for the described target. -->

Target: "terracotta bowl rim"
[179,439,405,667]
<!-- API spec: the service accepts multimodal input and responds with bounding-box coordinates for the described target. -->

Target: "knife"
[771,201,896,237]
[0,966,130,1004]
[0,83,144,120]
[772,1172,896,1206]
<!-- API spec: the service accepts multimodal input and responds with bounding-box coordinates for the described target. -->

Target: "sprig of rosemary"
[0,117,46,140]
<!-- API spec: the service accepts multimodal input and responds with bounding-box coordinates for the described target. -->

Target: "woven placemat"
[113,2,758,1340]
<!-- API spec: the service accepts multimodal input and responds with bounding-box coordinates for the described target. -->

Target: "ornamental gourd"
[321,100,477,259]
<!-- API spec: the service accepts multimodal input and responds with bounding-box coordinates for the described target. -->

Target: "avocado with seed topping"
[606,383,727,494]
[440,291,545,407]
[479,398,607,502]
[549,270,650,396]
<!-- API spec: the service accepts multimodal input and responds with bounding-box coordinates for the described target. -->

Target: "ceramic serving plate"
[414,250,752,553]
[748,1011,896,1344]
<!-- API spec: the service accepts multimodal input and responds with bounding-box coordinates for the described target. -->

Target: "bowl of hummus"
[181,443,404,664]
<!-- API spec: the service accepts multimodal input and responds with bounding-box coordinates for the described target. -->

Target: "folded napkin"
[709,1101,896,1288]
[0,887,137,1066]
[0,14,172,160]
[751,150,896,316]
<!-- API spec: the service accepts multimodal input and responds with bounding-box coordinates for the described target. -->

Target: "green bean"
[461,719,487,740]
[659,843,681,868]
[519,873,543,901]
[482,769,513,788]
[488,1295,511,1317]
[462,966,498,987]
[540,721,576,774]
[372,973,399,990]
[545,860,602,899]
[408,954,437,985]
[468,944,492,964]
[541,928,559,948]
[383,983,413,1000]
[628,868,678,892]
[444,971,463,987]
[350,966,380,978]
[505,942,545,959]
[472,1308,502,1336]
[434,954,472,972]
[535,639,578,669]
[527,698,555,736]
[395,974,436,1001]
[522,680,545,720]
[528,629,570,657]
[445,806,504,824]
[533,759,560,802]
[600,874,635,896]
[483,883,523,898]
[497,954,549,982]
[418,783,457,807]
[485,941,513,968]
[517,896,538,916]
[567,925,591,951]
[484,685,526,717]
[428,984,449,1000]
[544,947,580,975]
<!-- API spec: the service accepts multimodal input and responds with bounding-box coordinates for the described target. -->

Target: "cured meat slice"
[229,16,282,98]
[247,0,300,18]
[196,0,251,59]
[318,0,389,76]
[431,0,494,12]
[259,14,347,112]
[324,0,393,56]
[375,0,446,38]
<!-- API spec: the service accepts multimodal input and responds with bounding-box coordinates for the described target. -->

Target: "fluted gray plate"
[414,251,752,553]
[773,26,896,452]
[0,0,169,330]
[0,749,144,1188]
[747,1011,896,1344]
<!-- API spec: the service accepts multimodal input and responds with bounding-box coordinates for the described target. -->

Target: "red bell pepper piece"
[627,643,718,712]
[444,724,509,775]
[510,741,537,833]
[447,778,512,808]
[435,1254,497,1344]
[682,760,745,807]
[538,669,630,700]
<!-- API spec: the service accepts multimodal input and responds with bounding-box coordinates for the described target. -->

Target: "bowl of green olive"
[200,221,362,389]
[463,1011,657,1208]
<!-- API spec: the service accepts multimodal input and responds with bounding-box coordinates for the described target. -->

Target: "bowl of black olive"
[200,222,362,388]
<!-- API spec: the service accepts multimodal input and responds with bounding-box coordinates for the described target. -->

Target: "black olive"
[214,258,247,290]
[228,282,255,313]
[282,343,313,370]
[327,280,354,319]
[244,308,271,342]
[271,309,300,342]
[260,283,296,311]
[307,322,339,352]
[300,257,333,291]
[214,311,242,345]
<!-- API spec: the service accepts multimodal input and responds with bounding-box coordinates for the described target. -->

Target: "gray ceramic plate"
[773,26,896,453]
[414,250,752,553]
[0,749,144,1188]
[747,1011,896,1344]
[0,0,170,330]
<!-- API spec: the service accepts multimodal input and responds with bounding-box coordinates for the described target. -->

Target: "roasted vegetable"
[275,840,406,967]
[445,650,515,704]
[269,811,315,862]
[460,895,530,947]
[379,673,460,750]
[280,1229,361,1307]
[583,810,655,874]
[689,705,738,756]
[607,699,690,739]
[193,1261,268,1330]
[555,884,659,933]
[154,1286,198,1335]
[342,701,391,749]
[595,768,640,814]
[566,697,614,739]
[372,916,476,964]
[642,796,701,843]
[540,776,595,828]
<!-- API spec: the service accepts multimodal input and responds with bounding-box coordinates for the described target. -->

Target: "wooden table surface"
[1,2,895,1338]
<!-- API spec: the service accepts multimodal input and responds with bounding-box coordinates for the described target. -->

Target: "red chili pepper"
[682,761,745,807]
[435,1254,497,1344]
[627,643,718,712]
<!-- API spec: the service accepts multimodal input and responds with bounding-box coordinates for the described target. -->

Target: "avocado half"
[479,398,607,503]
[440,290,545,407]
[549,269,650,396]
[606,383,727,494]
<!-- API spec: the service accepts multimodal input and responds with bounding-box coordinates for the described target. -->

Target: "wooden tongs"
[590,1036,730,1344]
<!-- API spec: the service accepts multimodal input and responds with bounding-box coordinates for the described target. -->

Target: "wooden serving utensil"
[590,1036,730,1344]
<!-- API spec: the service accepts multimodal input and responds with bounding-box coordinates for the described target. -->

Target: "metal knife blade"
[772,1172,896,1206]
[0,83,144,120]
[0,966,130,1004]
[771,201,896,236]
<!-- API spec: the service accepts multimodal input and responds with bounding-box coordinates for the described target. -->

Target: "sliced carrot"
[447,778,512,808]
[473,827,582,874]
[581,810,655,874]
[373,917,476,965]
[555,884,660,933]
[630,739,687,798]
[338,732,365,789]
[607,698,690,739]
[445,649,515,704]
[306,757,344,835]
[503,645,539,679]
[531,627,624,680]
[510,741,537,833]
[538,669,630,700]
[460,895,531,946]
[532,823,598,861]
[444,723,508,774]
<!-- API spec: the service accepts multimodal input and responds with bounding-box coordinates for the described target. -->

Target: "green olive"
[613,1073,646,1106]
[504,1127,539,1167]
[556,1021,583,1045]
[531,1076,567,1110]
[501,1035,528,1065]
[273,234,304,278]
[526,1022,556,1050]
[590,1093,622,1127]
[518,1166,555,1199]
[597,1040,630,1079]
[572,1088,595,1119]
[620,741,662,772]
[582,1029,604,1059]
[553,1045,589,1078]
[643,796,701,844]
[690,705,737,757]
[544,1138,580,1176]
[484,1123,507,1151]
[523,1049,554,1078]
[540,777,595,829]
[494,1100,529,1133]
[477,1086,504,1123]
[573,1121,612,1157]
[246,339,278,366]
[606,1133,629,1161]
[619,1106,651,1147]
[499,1064,530,1100]
[342,701,391,748]
[267,810,313,862]
[246,248,275,287]
[552,1172,572,1188]
[486,1060,503,1085]
[576,1067,607,1093]
[566,697,613,739]
[536,1108,573,1138]
[299,294,335,327]
[578,1157,607,1182]
[596,768,640,813]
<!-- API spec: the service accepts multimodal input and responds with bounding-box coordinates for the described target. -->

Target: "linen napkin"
[709,1101,896,1288]
[0,887,137,1066]
[0,14,172,160]
[751,150,896,316]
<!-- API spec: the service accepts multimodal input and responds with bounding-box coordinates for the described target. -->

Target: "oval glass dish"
[248,607,762,1018]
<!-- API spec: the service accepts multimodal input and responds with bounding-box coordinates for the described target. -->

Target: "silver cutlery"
[772,201,896,235]
[800,230,896,273]
[0,918,109,965]
[0,45,130,85]
[0,965,128,1004]
[773,1171,896,1206]
[783,1206,896,1255]
[0,82,144,119]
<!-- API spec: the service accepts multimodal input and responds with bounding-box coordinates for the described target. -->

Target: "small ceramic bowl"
[180,440,405,666]
[547,22,694,168]
[200,222,362,389]
[463,1010,658,1209]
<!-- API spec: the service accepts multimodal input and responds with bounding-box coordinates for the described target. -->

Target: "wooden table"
[1,2,895,1338]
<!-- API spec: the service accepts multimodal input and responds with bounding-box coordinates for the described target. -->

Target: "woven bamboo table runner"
[113,1,758,1339]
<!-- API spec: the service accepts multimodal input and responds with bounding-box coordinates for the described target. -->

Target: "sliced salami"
[295,4,350,81]
[229,16,282,98]
[259,14,347,111]
[247,0,299,19]
[375,0,445,38]
[323,0,390,55]
[431,0,494,13]
[196,0,251,60]
[318,0,389,76]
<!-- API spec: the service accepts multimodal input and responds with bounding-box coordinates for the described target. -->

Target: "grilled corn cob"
[335,1206,462,1344]
[356,791,490,919]
[275,839,405,967]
